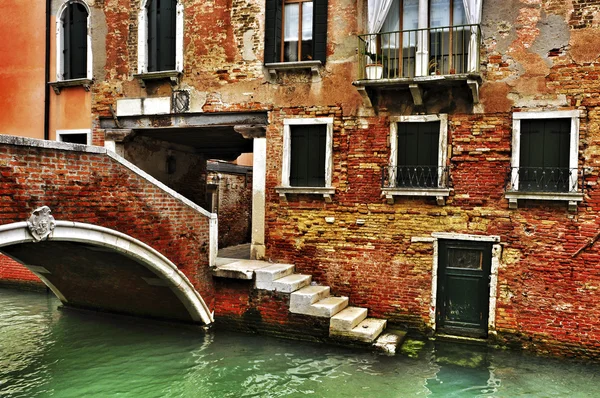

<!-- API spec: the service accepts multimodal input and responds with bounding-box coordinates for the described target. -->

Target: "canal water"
[1,289,598,398]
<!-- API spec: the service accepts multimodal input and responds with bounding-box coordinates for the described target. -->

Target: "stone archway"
[0,210,213,325]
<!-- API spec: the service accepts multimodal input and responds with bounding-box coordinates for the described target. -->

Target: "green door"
[436,240,492,338]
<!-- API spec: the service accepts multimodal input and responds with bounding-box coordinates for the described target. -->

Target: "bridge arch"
[0,220,213,325]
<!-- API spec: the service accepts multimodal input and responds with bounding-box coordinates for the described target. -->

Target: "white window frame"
[137,0,184,74]
[507,110,583,211]
[383,114,450,205]
[56,129,92,145]
[275,117,335,202]
[55,0,93,82]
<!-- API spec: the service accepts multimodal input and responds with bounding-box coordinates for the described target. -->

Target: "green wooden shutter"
[397,122,439,187]
[290,125,326,187]
[158,0,176,70]
[397,122,439,167]
[63,5,71,79]
[520,119,570,191]
[307,125,326,186]
[264,0,282,63]
[290,126,309,186]
[148,0,158,71]
[313,0,328,64]
[70,4,88,79]
[520,119,569,169]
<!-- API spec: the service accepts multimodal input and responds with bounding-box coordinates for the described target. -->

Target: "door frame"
[429,232,502,337]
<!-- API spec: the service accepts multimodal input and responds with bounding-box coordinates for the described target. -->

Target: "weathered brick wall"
[210,172,252,248]
[0,142,215,310]
[213,279,330,342]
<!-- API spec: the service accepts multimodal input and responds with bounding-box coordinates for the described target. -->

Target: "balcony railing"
[358,24,481,80]
[506,167,580,193]
[382,165,449,189]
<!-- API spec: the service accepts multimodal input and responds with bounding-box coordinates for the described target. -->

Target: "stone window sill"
[275,186,335,203]
[381,187,451,206]
[49,78,93,95]
[133,70,182,87]
[505,191,584,211]
[265,61,322,83]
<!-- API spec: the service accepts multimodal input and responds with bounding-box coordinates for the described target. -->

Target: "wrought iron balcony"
[358,24,481,80]
[506,167,580,193]
[354,25,482,106]
[382,165,449,189]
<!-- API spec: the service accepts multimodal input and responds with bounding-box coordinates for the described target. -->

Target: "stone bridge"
[0,135,216,325]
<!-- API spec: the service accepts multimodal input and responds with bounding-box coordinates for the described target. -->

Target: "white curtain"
[462,0,482,24]
[368,0,395,35]
[462,0,483,72]
[367,0,395,56]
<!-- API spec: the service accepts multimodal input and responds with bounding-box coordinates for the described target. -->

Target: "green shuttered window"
[62,3,88,80]
[519,119,570,192]
[147,0,176,72]
[396,121,440,187]
[290,124,326,187]
[264,0,328,64]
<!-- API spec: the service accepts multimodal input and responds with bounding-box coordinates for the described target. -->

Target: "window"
[507,110,583,210]
[383,115,449,205]
[264,0,328,64]
[396,121,440,187]
[276,118,334,201]
[290,124,326,186]
[368,0,481,78]
[138,0,183,74]
[56,129,91,145]
[56,1,91,81]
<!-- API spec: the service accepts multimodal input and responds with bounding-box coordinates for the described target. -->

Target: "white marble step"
[310,297,349,317]
[255,264,295,289]
[330,318,387,343]
[330,306,368,332]
[290,286,331,312]
[268,274,312,293]
[293,296,348,317]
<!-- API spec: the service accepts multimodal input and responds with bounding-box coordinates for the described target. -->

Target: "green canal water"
[1,289,599,398]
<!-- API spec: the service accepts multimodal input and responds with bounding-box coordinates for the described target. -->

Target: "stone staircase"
[254,263,388,344]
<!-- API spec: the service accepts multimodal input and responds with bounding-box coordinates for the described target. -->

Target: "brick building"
[2,0,600,358]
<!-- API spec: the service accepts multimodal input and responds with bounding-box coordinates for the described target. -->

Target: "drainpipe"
[44,0,51,141]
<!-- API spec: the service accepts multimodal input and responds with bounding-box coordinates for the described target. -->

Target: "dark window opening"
[147,0,176,72]
[519,119,571,192]
[60,134,88,145]
[290,124,326,187]
[62,3,88,80]
[396,121,440,188]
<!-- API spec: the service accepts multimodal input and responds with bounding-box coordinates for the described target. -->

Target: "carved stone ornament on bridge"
[27,206,56,242]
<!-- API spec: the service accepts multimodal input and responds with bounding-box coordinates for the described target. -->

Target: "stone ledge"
[133,70,182,87]
[49,78,93,94]
[265,61,322,83]
[382,187,451,206]
[275,186,336,203]
[505,191,584,211]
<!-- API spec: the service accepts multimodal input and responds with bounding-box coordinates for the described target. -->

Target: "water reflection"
[425,343,499,397]
[1,289,599,398]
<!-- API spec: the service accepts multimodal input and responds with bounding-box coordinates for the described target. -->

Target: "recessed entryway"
[435,239,492,338]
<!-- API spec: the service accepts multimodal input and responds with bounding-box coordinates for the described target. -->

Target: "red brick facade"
[2,0,600,360]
